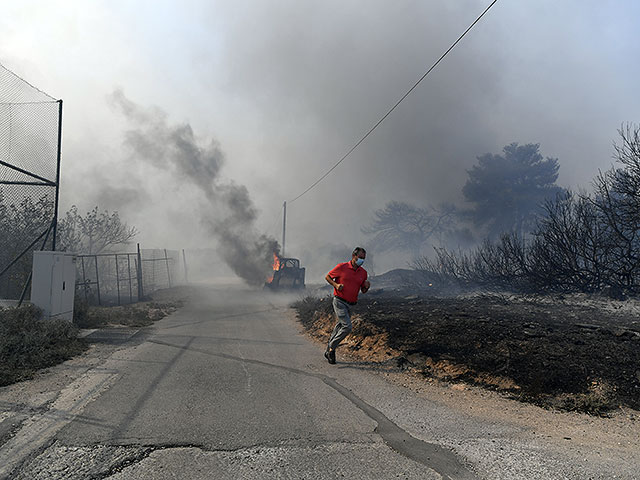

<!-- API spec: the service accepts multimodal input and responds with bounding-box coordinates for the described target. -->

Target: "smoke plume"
[108,88,278,286]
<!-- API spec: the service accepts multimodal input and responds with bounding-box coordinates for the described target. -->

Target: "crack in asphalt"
[95,446,155,480]
[6,305,475,479]
[147,337,478,480]
[0,371,119,480]
[86,439,395,479]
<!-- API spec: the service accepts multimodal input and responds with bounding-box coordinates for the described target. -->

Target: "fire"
[267,252,281,283]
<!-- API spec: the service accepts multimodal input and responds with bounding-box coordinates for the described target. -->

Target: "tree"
[0,192,53,257]
[415,128,640,296]
[587,124,640,290]
[463,143,565,239]
[0,192,55,298]
[57,206,138,254]
[362,201,456,257]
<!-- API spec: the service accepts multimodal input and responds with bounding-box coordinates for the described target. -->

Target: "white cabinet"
[31,251,76,321]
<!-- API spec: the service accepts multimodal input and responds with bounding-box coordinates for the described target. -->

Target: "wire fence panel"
[76,248,184,306]
[0,63,61,301]
[77,253,137,306]
[140,249,180,296]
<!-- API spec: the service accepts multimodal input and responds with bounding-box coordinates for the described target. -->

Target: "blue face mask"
[355,257,365,267]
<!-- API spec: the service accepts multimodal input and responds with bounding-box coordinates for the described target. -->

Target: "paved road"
[3,285,638,479]
[2,286,473,479]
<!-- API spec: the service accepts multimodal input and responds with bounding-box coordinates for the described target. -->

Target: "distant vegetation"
[363,142,565,258]
[361,201,458,258]
[0,201,137,299]
[414,125,640,296]
[0,193,54,299]
[57,205,138,254]
[462,142,565,239]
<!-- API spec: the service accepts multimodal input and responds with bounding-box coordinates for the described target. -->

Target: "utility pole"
[282,201,287,257]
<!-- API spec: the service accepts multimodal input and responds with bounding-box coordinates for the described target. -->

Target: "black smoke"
[108,88,278,286]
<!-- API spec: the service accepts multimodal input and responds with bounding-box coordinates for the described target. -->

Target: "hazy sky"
[2,0,639,275]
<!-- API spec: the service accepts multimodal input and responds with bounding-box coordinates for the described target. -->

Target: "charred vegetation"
[415,126,640,298]
[294,292,640,414]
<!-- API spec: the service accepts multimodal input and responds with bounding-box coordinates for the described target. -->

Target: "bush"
[415,232,530,291]
[0,305,87,386]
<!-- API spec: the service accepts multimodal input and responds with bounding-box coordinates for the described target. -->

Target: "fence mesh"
[76,248,183,306]
[141,249,180,295]
[0,63,61,301]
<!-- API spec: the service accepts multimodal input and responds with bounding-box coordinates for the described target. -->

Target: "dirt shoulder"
[294,292,640,415]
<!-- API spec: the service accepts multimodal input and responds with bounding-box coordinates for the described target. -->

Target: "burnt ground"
[294,286,640,415]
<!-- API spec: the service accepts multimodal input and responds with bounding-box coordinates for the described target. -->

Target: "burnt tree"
[362,201,456,257]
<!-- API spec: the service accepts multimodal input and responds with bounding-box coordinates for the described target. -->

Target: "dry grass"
[73,297,183,328]
[0,305,87,387]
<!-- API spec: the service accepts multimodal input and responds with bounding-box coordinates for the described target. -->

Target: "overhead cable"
[288,0,499,204]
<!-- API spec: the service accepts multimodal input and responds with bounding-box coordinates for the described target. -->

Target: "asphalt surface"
[2,286,472,479]
[1,285,638,479]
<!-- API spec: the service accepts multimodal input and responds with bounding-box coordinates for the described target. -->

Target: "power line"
[288,0,499,204]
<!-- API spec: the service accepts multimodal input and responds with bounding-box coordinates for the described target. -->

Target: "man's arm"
[360,279,370,294]
[325,273,343,292]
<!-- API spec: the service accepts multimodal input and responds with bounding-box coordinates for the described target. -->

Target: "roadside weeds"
[0,305,86,387]
[0,290,185,388]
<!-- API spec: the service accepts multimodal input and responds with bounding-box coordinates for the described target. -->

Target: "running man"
[324,247,370,364]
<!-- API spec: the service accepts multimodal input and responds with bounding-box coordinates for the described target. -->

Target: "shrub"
[0,305,87,386]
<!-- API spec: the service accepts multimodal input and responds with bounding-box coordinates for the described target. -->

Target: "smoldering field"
[297,274,640,415]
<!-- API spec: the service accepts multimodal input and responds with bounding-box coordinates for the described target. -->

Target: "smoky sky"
[108,89,279,285]
[191,0,640,269]
[2,0,639,276]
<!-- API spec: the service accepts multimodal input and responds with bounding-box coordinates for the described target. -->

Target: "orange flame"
[267,252,281,283]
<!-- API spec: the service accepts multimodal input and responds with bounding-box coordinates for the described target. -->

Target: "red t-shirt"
[328,261,368,304]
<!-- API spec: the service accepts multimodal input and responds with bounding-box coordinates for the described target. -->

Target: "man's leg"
[327,297,352,356]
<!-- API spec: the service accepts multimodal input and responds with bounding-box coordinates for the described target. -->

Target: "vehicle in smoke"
[265,253,305,290]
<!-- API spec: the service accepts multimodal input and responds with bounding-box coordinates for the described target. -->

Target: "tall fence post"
[115,254,121,305]
[182,249,189,284]
[94,255,101,305]
[127,254,133,303]
[52,99,63,251]
[136,243,144,300]
[81,256,87,301]
[164,249,172,288]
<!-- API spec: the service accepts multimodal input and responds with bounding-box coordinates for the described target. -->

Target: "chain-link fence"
[0,62,62,302]
[76,246,185,306]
